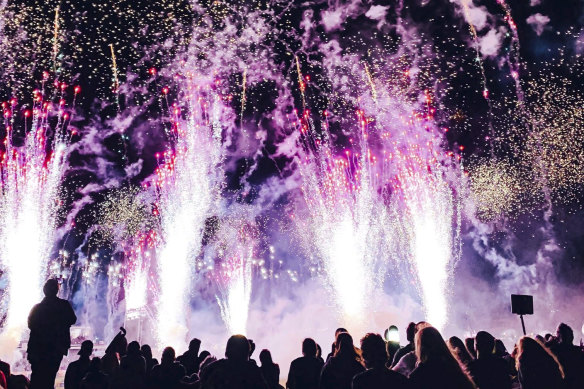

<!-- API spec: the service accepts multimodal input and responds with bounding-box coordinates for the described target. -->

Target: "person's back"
[352,333,410,389]
[177,338,201,377]
[27,279,77,389]
[408,327,475,389]
[517,336,565,389]
[200,335,268,389]
[120,341,146,377]
[287,356,323,389]
[141,345,159,375]
[151,347,186,389]
[319,333,365,389]
[80,358,108,389]
[259,350,280,389]
[550,323,584,389]
[65,340,93,389]
[468,331,511,389]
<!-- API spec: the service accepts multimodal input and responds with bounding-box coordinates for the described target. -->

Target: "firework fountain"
[152,73,226,348]
[206,215,258,336]
[0,78,75,356]
[293,43,462,329]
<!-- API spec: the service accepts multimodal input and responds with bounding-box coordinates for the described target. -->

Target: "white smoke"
[527,13,551,36]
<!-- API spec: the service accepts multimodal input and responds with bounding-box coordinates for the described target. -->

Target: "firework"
[293,109,383,327]
[0,78,74,355]
[124,231,156,312]
[152,74,225,349]
[209,217,257,336]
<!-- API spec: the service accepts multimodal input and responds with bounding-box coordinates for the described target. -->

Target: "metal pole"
[520,314,526,335]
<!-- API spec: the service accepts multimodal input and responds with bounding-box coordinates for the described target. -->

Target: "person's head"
[161,347,176,365]
[127,341,141,355]
[385,325,400,343]
[360,333,388,369]
[475,331,495,358]
[335,328,348,336]
[189,338,201,353]
[516,336,564,378]
[447,336,473,364]
[464,337,476,358]
[141,344,153,360]
[78,340,94,358]
[556,323,574,345]
[301,338,317,357]
[225,335,250,362]
[415,327,459,365]
[43,279,59,297]
[248,339,256,358]
[406,322,416,343]
[198,350,210,362]
[259,349,273,366]
[494,339,508,357]
[334,332,359,362]
[0,359,10,378]
[316,344,322,359]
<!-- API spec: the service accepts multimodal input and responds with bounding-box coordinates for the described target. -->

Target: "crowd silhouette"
[0,279,583,389]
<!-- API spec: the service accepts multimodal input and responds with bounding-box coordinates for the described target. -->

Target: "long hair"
[416,327,476,388]
[516,336,564,379]
[259,349,274,366]
[448,336,474,367]
[334,332,362,364]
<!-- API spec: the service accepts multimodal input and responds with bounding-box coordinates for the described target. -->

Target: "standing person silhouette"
[27,279,77,389]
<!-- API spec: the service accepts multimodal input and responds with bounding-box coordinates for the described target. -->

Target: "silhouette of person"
[384,325,401,367]
[392,321,430,377]
[392,322,416,367]
[248,339,258,366]
[352,333,410,389]
[27,278,77,389]
[199,335,268,389]
[259,349,281,389]
[326,328,348,362]
[151,347,186,389]
[109,340,147,389]
[286,338,323,389]
[515,336,565,389]
[177,338,201,377]
[408,327,475,389]
[447,336,474,369]
[319,332,364,389]
[465,337,477,359]
[315,344,324,365]
[141,344,159,374]
[80,357,108,389]
[101,328,127,377]
[65,340,93,389]
[120,341,146,377]
[196,351,211,375]
[468,331,511,389]
[549,323,584,389]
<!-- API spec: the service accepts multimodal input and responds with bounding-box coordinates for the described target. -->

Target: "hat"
[78,340,94,356]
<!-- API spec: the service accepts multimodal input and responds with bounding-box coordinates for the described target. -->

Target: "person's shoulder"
[351,369,369,389]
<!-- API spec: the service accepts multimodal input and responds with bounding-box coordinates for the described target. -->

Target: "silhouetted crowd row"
[1,279,583,389]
